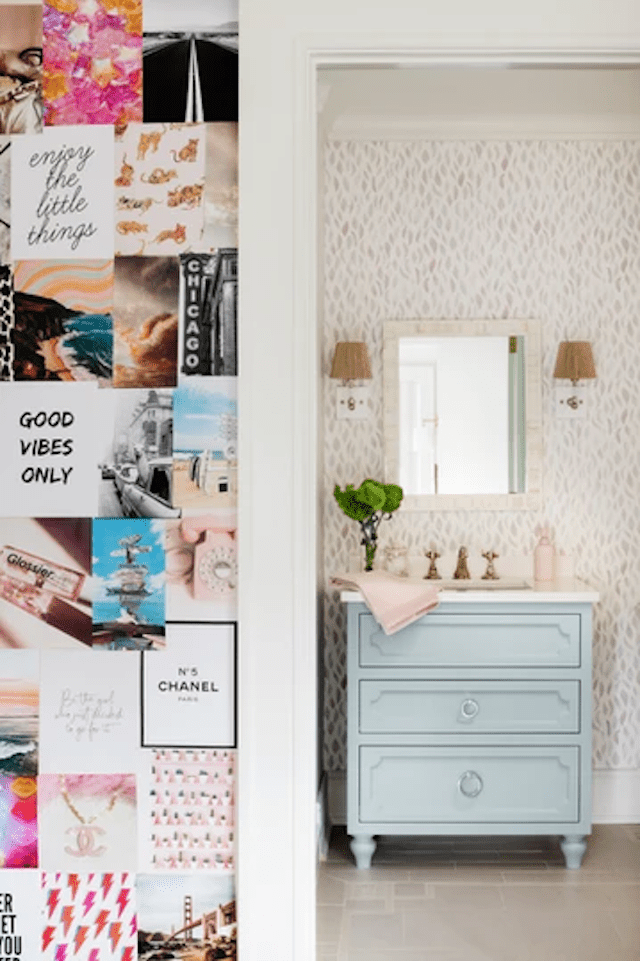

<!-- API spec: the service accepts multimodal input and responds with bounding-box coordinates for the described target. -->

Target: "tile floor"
[317,825,640,961]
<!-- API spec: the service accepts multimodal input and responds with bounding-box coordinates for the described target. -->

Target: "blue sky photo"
[173,377,237,456]
[92,518,166,626]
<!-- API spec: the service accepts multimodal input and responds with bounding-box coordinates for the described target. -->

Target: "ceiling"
[318,66,640,140]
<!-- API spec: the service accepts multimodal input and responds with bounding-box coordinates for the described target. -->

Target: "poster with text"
[39,649,140,773]
[0,869,40,957]
[142,621,235,747]
[0,382,106,517]
[11,124,114,260]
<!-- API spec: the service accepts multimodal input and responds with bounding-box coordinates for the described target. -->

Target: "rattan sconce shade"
[553,341,596,382]
[330,342,372,380]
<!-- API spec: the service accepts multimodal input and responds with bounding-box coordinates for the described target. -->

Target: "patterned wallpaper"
[322,139,640,773]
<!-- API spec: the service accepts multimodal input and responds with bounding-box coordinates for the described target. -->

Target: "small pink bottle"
[534,528,555,582]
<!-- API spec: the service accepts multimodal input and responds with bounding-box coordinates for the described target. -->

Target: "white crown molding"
[328,113,640,141]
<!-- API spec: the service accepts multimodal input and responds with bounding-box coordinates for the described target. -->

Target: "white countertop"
[339,577,599,604]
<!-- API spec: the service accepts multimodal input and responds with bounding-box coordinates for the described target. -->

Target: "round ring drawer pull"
[458,770,484,798]
[460,698,480,720]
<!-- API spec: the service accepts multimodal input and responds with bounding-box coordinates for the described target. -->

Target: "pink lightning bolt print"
[41,874,136,961]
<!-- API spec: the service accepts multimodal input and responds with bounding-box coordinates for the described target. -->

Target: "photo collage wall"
[0,0,239,956]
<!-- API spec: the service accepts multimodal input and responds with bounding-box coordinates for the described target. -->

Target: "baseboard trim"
[327,768,640,827]
[592,767,640,823]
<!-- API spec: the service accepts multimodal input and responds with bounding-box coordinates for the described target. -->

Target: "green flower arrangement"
[334,479,404,571]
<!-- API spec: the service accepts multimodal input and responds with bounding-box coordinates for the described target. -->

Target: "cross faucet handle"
[423,548,441,580]
[481,550,499,580]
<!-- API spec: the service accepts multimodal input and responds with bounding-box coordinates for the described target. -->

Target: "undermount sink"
[438,578,532,591]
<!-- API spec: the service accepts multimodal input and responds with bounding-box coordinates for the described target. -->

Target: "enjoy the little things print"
[11,125,114,260]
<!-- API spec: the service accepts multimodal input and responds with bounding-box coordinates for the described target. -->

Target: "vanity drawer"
[359,611,581,669]
[359,680,580,734]
[358,745,579,824]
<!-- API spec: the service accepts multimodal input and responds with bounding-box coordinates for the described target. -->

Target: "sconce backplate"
[336,386,369,420]
[554,384,587,419]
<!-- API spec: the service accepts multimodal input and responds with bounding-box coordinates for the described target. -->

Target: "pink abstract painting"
[42,0,142,126]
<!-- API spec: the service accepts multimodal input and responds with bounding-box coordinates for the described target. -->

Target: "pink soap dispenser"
[534,526,555,583]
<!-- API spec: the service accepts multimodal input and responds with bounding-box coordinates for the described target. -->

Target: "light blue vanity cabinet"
[344,587,598,870]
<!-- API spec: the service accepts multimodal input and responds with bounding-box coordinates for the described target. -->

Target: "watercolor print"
[0,264,12,382]
[179,249,237,377]
[0,650,38,777]
[144,748,235,872]
[0,517,92,649]
[42,871,137,961]
[0,4,43,135]
[0,772,37,867]
[137,872,236,959]
[114,122,205,255]
[38,773,136,870]
[42,0,142,127]
[202,122,238,251]
[113,255,178,387]
[13,260,113,384]
[39,648,140,774]
[92,517,166,650]
[165,511,237,621]
[97,387,177,519]
[10,124,115,261]
[142,622,236,749]
[0,138,9,263]
[142,0,238,124]
[173,377,237,514]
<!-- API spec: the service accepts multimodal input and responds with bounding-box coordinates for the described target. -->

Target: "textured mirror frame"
[383,318,542,511]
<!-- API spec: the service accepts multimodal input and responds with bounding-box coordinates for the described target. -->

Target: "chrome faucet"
[453,546,471,579]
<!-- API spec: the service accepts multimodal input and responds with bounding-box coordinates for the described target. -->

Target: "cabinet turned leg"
[350,834,376,869]
[560,834,587,869]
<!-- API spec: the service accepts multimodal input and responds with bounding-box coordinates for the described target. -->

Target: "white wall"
[238,4,640,959]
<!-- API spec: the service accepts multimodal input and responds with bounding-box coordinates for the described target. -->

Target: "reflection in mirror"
[384,320,542,511]
[399,335,525,495]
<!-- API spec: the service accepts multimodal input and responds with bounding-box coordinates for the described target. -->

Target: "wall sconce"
[553,341,596,418]
[330,341,372,419]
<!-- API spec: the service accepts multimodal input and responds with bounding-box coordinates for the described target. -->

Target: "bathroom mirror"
[383,319,542,510]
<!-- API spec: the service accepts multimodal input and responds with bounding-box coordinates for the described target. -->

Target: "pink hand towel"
[331,570,440,635]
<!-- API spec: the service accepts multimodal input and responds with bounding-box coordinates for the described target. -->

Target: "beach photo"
[0,517,92,649]
[113,255,179,388]
[12,260,113,384]
[0,649,38,777]
[92,517,166,650]
[137,873,236,960]
[143,0,237,124]
[0,4,42,135]
[173,377,237,514]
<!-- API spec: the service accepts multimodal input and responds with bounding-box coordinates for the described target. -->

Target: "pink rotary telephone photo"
[179,517,237,601]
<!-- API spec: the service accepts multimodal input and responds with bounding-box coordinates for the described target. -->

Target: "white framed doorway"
[237,29,640,961]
